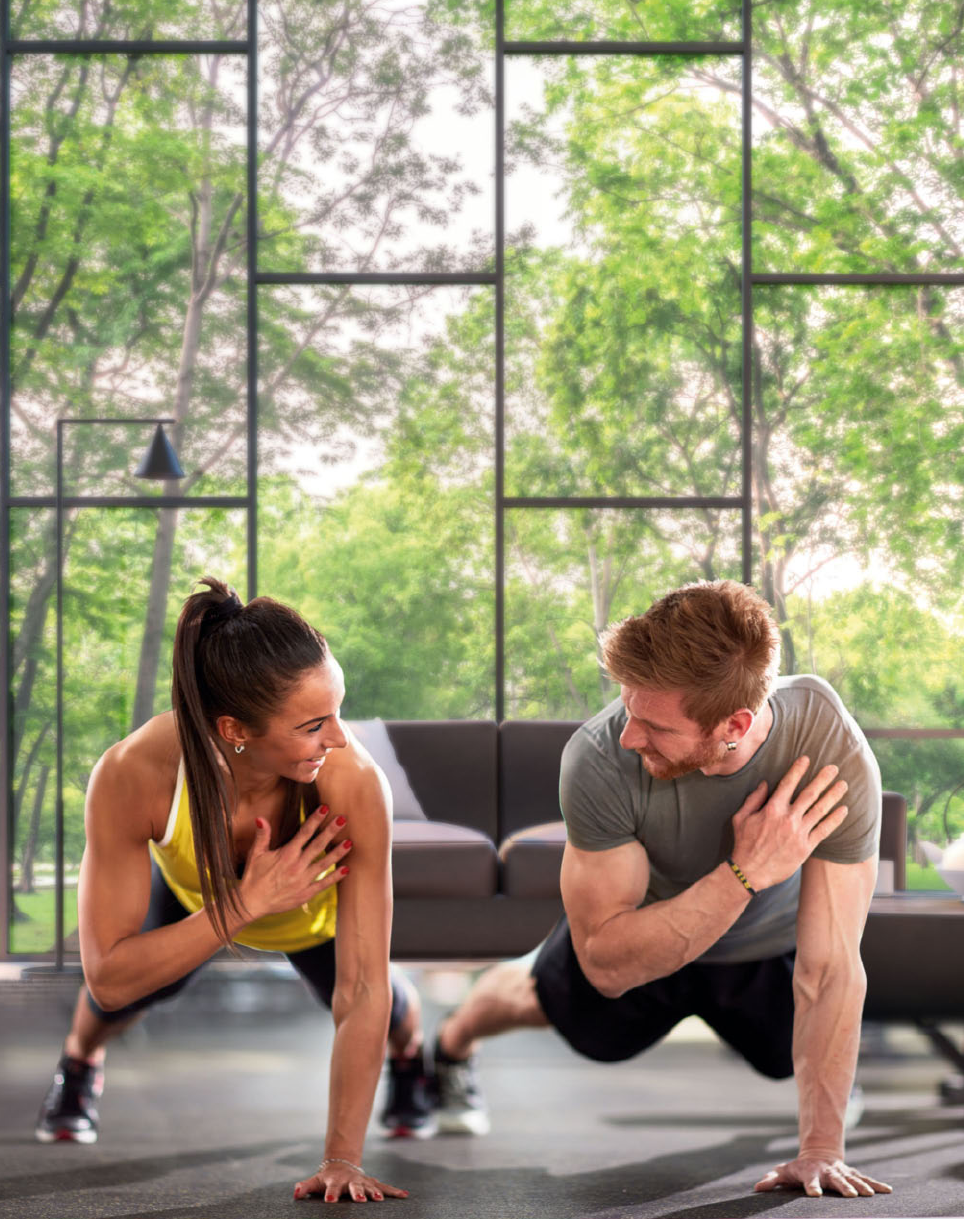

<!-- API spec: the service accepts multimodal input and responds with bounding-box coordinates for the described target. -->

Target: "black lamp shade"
[134,423,185,480]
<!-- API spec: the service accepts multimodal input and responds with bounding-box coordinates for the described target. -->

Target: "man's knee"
[485,961,547,1026]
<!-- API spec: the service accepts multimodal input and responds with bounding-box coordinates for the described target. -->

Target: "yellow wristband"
[726,856,756,896]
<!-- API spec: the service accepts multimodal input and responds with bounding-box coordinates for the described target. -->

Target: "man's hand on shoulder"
[730,756,850,892]
[755,1155,892,1199]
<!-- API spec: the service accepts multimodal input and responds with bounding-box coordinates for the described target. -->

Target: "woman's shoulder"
[89,713,181,841]
[316,729,390,823]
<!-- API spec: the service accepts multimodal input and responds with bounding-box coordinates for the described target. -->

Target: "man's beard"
[638,735,725,781]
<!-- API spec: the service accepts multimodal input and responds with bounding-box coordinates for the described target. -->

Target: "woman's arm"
[80,737,348,1011]
[294,749,407,1204]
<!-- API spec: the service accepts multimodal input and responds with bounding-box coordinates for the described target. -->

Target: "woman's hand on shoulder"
[316,733,393,845]
[237,806,353,922]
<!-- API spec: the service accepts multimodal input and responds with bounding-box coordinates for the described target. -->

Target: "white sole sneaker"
[35,1125,98,1144]
[436,1108,491,1136]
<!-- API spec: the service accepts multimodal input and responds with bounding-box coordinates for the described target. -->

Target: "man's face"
[618,685,726,780]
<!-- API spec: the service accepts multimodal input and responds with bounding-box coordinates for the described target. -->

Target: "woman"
[35,578,424,1203]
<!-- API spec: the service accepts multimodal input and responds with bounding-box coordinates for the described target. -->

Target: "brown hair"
[170,577,328,945]
[600,580,780,734]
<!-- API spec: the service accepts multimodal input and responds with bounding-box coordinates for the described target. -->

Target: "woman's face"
[245,657,348,783]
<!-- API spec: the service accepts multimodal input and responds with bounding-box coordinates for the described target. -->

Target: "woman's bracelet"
[726,856,756,896]
[319,1156,365,1177]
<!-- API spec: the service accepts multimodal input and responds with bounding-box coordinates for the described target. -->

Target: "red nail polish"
[320,804,329,814]
[342,839,352,850]
[255,817,264,828]
[340,865,350,875]
[335,815,346,826]
[293,1186,301,1199]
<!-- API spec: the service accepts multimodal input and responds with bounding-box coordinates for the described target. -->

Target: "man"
[431,580,892,1200]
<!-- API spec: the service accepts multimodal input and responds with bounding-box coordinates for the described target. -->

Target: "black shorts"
[532,915,795,1079]
[87,861,409,1031]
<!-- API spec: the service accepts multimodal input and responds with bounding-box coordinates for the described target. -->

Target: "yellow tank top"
[149,760,338,953]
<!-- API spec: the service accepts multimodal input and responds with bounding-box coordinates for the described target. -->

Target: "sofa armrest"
[499,820,567,899]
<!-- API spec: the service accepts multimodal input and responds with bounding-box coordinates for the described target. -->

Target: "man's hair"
[600,580,781,734]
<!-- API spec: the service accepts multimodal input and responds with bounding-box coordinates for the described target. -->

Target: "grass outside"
[905,859,953,892]
[9,886,79,954]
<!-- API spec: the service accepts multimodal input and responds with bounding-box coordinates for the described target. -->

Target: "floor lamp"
[54,418,184,969]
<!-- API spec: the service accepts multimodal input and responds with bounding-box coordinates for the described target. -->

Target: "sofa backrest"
[385,720,499,840]
[498,720,580,840]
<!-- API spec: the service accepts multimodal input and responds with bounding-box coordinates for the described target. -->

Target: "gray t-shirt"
[559,675,881,964]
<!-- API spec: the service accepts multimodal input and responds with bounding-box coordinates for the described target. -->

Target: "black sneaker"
[35,1054,103,1144]
[433,1039,490,1136]
[379,1052,437,1139]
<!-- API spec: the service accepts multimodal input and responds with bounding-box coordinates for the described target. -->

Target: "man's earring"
[235,743,245,754]
[725,741,737,752]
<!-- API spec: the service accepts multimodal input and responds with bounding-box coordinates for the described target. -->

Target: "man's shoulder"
[562,697,627,766]
[773,674,859,731]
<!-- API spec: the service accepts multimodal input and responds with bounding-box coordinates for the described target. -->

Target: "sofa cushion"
[392,819,499,899]
[347,719,426,820]
[499,820,568,898]
[387,721,499,839]
[499,720,580,840]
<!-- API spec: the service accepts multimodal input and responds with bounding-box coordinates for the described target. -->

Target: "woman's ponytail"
[170,577,328,947]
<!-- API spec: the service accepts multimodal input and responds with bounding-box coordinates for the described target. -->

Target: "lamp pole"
[54,417,183,969]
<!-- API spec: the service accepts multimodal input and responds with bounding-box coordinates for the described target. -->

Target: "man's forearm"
[581,862,751,997]
[793,965,866,1158]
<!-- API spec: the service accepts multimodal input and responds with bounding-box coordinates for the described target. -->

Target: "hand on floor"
[294,1159,409,1203]
[755,1155,892,1198]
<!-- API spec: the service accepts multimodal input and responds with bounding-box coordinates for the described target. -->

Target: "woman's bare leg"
[63,984,141,1063]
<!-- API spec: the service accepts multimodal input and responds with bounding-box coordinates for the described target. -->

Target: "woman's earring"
[235,743,245,754]
[725,741,737,752]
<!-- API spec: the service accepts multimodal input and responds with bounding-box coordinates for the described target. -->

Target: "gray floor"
[2,964,963,1219]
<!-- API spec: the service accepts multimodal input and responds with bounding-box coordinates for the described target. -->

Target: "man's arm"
[755,856,891,1198]
[795,855,875,1157]
[562,757,849,997]
[560,835,752,997]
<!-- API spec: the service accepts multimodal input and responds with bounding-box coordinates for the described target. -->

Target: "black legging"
[87,861,409,1030]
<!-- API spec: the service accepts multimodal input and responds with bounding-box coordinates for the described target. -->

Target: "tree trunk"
[16,763,50,895]
[131,506,180,729]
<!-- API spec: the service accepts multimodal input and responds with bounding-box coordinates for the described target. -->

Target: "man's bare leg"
[429,960,549,1135]
[438,960,549,1060]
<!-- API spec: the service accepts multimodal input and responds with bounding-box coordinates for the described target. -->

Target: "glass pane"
[257,0,494,273]
[506,0,741,43]
[753,1,964,273]
[257,285,494,719]
[10,0,245,41]
[505,507,742,718]
[868,737,964,895]
[8,507,247,955]
[505,56,742,498]
[10,54,247,498]
[754,285,964,716]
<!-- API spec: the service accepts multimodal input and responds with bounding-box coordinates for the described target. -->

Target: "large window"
[3,0,963,957]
